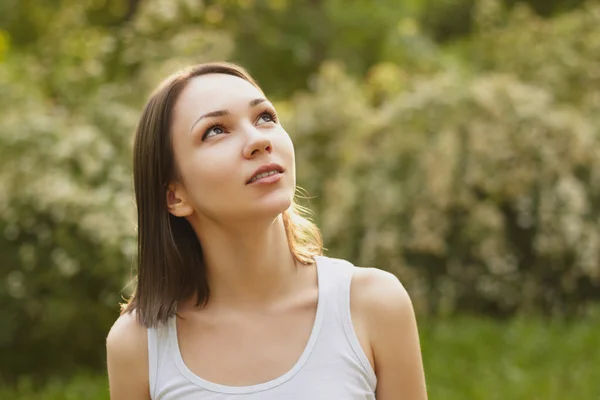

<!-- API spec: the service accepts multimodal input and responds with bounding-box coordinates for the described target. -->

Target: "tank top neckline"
[167,257,327,394]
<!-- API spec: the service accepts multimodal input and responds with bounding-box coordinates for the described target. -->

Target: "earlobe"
[166,184,193,217]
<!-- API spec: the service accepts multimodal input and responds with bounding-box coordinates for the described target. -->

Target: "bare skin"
[106,73,427,399]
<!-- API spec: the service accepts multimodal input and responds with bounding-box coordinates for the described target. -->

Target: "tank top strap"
[147,319,171,399]
[312,256,348,291]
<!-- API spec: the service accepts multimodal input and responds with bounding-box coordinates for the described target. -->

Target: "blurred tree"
[0,0,593,95]
[288,62,600,318]
[198,0,429,96]
[286,2,600,317]
[0,0,430,97]
[418,0,589,43]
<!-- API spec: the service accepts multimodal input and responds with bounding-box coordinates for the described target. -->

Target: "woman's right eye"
[202,125,225,140]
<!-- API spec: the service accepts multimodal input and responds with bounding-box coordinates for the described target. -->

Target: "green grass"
[2,316,599,399]
[420,316,600,399]
[0,373,109,400]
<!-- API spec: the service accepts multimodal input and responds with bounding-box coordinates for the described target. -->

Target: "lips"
[246,162,285,184]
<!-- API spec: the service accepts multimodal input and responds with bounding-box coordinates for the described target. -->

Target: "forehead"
[176,73,264,117]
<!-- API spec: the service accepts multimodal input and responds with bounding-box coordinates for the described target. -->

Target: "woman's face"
[168,73,296,223]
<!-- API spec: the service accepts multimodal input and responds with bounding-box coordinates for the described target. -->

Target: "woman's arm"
[106,311,151,400]
[353,268,428,400]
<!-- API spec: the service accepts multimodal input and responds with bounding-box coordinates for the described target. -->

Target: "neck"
[188,213,300,310]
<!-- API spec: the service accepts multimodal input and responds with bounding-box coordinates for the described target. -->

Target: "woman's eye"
[203,125,225,140]
[257,112,276,125]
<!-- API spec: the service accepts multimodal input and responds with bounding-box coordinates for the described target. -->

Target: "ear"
[166,182,194,217]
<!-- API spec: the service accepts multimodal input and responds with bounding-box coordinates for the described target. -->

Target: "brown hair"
[122,62,323,327]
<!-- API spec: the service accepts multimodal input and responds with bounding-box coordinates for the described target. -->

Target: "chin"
[265,193,294,216]
[249,191,294,220]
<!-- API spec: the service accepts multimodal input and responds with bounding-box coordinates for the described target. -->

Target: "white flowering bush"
[287,2,600,316]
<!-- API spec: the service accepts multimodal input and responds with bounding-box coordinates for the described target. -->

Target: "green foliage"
[470,0,600,107]
[414,0,590,43]
[198,0,436,96]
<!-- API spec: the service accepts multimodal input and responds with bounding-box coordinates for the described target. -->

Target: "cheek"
[178,147,241,208]
[278,131,296,174]
[275,129,295,158]
[269,131,296,193]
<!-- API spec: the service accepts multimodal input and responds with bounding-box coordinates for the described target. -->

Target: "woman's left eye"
[257,112,277,125]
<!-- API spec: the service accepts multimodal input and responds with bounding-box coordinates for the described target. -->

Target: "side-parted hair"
[122,62,323,327]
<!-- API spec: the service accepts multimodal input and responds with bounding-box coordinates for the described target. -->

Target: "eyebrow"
[189,98,268,134]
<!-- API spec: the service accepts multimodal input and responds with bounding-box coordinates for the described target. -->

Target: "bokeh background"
[1,0,600,398]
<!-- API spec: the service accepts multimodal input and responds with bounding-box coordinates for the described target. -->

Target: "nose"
[242,126,273,159]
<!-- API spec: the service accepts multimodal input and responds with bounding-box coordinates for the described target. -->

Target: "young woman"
[106,62,428,399]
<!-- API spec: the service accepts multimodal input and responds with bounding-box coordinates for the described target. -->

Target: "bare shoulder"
[350,266,428,399]
[350,266,412,318]
[106,310,150,400]
[106,310,148,358]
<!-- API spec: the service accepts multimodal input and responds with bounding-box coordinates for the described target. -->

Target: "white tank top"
[147,256,377,399]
